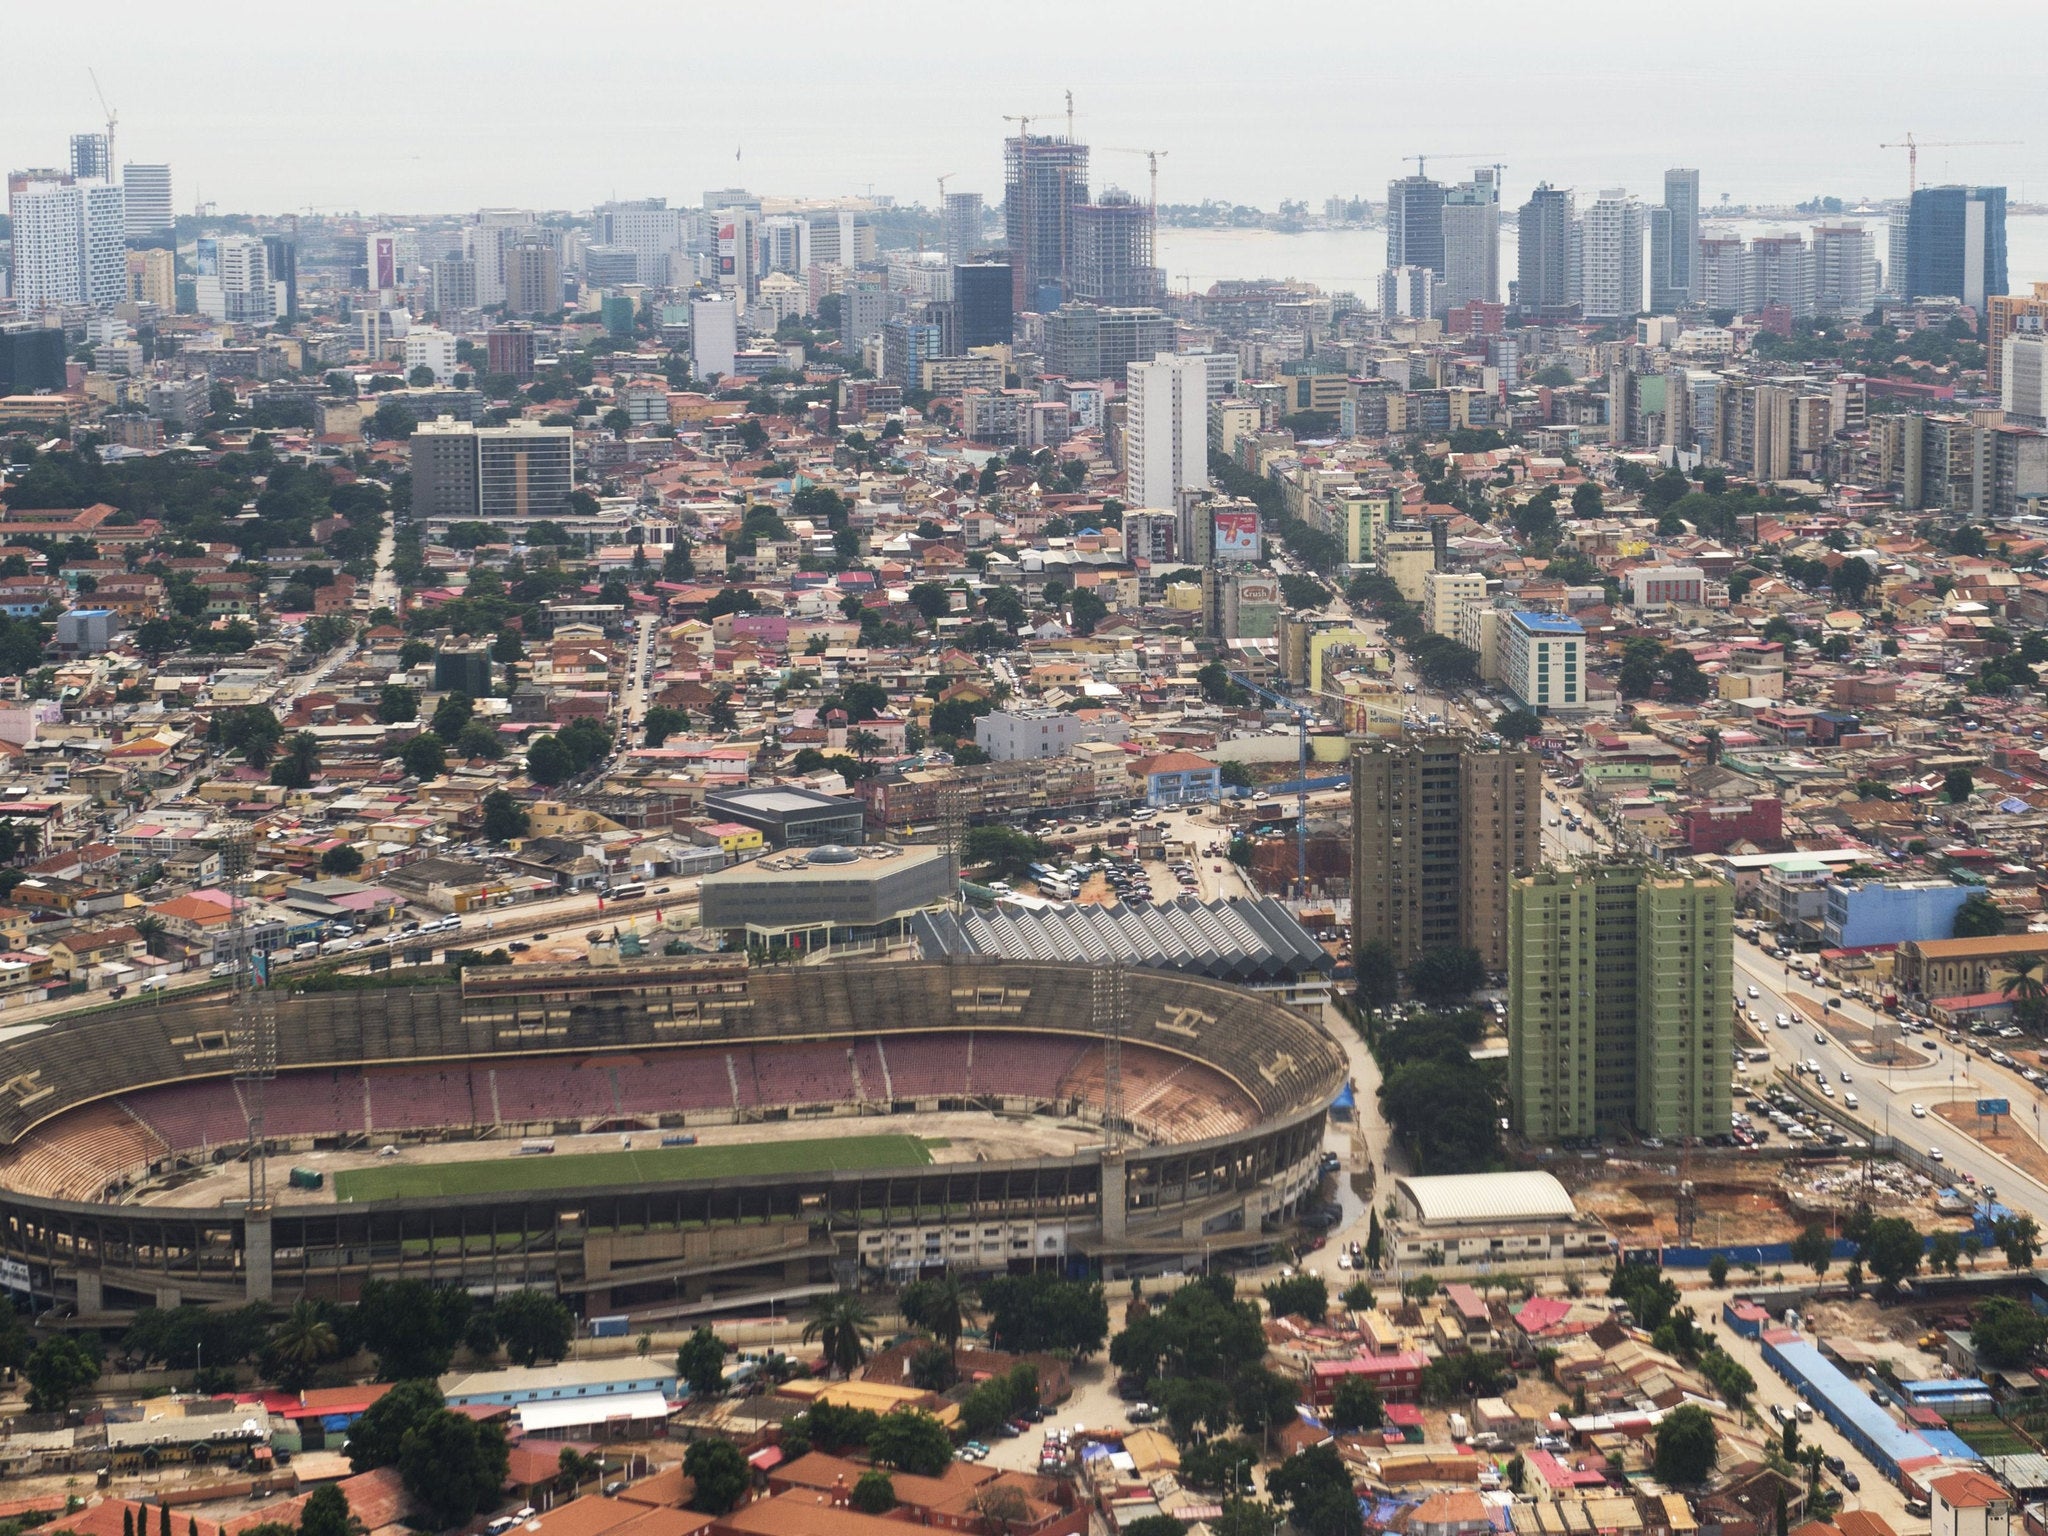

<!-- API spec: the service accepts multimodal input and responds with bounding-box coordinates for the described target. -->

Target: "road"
[1735,935,2046,1210]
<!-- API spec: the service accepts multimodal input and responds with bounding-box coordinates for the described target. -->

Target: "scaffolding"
[1002,134,1089,311]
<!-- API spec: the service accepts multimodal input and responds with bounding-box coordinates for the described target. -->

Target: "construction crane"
[1103,148,1170,224]
[936,171,956,205]
[1401,152,1500,179]
[88,69,118,173]
[1879,134,2023,194]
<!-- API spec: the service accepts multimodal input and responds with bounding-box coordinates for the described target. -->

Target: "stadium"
[0,956,1346,1322]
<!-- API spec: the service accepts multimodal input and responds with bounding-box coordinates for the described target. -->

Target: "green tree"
[492,628,525,664]
[979,1272,1109,1356]
[345,1379,445,1471]
[298,1482,353,1536]
[1268,1442,1363,1536]
[1263,1274,1328,1323]
[491,1289,574,1367]
[1070,587,1109,635]
[526,733,575,785]
[899,1274,975,1359]
[644,705,689,747]
[1789,1222,1833,1278]
[803,1291,876,1377]
[1945,767,1975,803]
[1861,1216,1923,1291]
[677,1327,728,1400]
[24,1335,99,1413]
[1929,1230,1963,1276]
[272,731,322,790]
[1406,945,1485,1006]
[399,733,446,780]
[1494,709,1541,741]
[1707,1254,1729,1287]
[1355,938,1399,1012]
[850,1471,897,1514]
[354,1278,472,1380]
[455,720,505,761]
[397,1409,509,1529]
[377,684,419,724]
[320,844,365,877]
[1321,1368,1381,1434]
[481,790,530,842]
[1972,1297,2048,1367]
[1993,1213,2043,1269]
[867,1408,954,1476]
[429,691,474,740]
[1653,1404,1718,1483]
[265,1300,340,1392]
[2000,958,2048,1030]
[1954,895,2006,938]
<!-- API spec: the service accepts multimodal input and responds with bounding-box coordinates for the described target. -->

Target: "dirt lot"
[1933,1098,2048,1185]
[135,1109,1103,1210]
[1564,1155,1957,1246]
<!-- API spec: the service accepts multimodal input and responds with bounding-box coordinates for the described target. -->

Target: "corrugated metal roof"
[1394,1171,1577,1225]
[910,896,1335,982]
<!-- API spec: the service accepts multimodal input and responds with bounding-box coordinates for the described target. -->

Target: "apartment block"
[1507,866,1732,1142]
[1350,734,1540,973]
[1421,570,1486,637]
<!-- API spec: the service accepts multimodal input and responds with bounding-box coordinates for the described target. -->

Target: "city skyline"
[2,1,2042,218]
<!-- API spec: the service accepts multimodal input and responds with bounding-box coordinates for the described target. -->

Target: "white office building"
[690,295,739,380]
[2004,333,2048,428]
[1502,611,1587,716]
[1442,168,1501,309]
[403,327,460,386]
[195,235,275,324]
[1126,354,1209,515]
[120,164,173,239]
[1579,191,1644,321]
[1812,224,1877,318]
[1378,264,1436,320]
[8,177,127,310]
[592,198,682,286]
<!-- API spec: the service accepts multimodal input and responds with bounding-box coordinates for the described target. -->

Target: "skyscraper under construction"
[1003,132,1090,313]
[1071,190,1161,307]
[1349,734,1541,974]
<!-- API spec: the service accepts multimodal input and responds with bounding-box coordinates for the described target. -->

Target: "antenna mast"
[222,829,277,1209]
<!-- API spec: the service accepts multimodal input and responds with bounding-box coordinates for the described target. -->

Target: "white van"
[1844,1092,1859,1110]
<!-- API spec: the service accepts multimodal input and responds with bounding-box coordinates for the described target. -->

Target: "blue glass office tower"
[1905,185,2007,309]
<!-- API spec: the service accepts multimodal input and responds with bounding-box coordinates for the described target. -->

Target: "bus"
[608,882,647,900]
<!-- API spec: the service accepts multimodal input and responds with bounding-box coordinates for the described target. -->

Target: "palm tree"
[265,1299,339,1391]
[2001,955,2048,1028]
[802,1291,875,1378]
[847,728,883,761]
[134,913,167,959]
[281,731,321,788]
[905,1275,976,1362]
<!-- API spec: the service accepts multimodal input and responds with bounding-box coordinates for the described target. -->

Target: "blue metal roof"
[1772,1338,1936,1468]
[1510,611,1584,635]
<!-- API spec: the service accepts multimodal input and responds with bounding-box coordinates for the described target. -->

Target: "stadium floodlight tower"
[1092,960,1127,1149]
[221,828,278,1209]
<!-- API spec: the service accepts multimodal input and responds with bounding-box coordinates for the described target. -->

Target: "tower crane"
[1401,152,1500,179]
[1879,134,2023,194]
[1103,148,1170,225]
[936,171,956,205]
[88,69,118,173]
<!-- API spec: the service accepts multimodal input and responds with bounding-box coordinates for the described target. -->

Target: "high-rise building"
[410,418,575,526]
[431,256,478,314]
[8,174,126,310]
[1648,168,1700,312]
[1507,866,1732,1142]
[1697,235,1752,315]
[1989,285,2048,394]
[1750,234,1815,320]
[70,134,110,182]
[1442,168,1501,310]
[1515,184,1575,320]
[881,317,943,387]
[126,248,174,310]
[504,237,561,317]
[840,282,890,353]
[1125,354,1208,513]
[1579,190,1643,321]
[714,206,759,302]
[1386,174,1445,280]
[1003,133,1089,313]
[593,198,681,286]
[1350,734,1541,974]
[690,295,739,380]
[943,191,985,267]
[195,234,275,323]
[1886,210,1912,299]
[0,326,67,393]
[954,262,1013,348]
[1043,304,1171,380]
[2003,332,2048,428]
[120,164,173,240]
[1378,265,1435,320]
[1501,610,1586,715]
[1906,184,2008,308]
[1811,224,1876,317]
[486,325,536,382]
[262,236,298,320]
[1070,191,1160,306]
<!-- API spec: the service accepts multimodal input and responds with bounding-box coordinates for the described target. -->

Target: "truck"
[288,1167,324,1190]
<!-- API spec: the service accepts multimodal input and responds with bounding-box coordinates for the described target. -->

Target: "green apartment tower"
[1507,866,1733,1142]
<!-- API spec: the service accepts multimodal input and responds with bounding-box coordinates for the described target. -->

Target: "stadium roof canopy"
[910,896,1334,983]
[1394,1171,1576,1226]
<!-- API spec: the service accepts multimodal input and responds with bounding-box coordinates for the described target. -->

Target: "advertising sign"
[0,1260,29,1293]
[1978,1098,2011,1116]
[373,235,396,290]
[1213,509,1261,561]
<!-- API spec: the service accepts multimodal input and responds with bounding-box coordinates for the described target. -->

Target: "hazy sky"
[5,1,2043,217]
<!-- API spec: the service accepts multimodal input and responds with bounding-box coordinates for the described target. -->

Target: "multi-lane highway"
[1734,934,2048,1213]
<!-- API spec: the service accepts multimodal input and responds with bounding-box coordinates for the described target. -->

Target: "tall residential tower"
[1648,168,1700,312]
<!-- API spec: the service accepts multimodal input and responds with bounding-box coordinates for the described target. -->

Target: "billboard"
[372,235,397,289]
[194,237,218,278]
[1213,509,1262,562]
[0,1259,28,1293]
[1977,1098,2010,1116]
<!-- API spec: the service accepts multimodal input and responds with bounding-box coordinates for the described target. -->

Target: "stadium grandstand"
[0,956,1344,1323]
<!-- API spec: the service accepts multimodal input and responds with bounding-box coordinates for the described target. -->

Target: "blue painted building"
[1760,1330,1945,1484]
[1140,751,1222,807]
[1823,880,1974,949]
[441,1357,680,1408]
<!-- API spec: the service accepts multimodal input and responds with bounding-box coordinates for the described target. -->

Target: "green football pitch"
[332,1133,933,1202]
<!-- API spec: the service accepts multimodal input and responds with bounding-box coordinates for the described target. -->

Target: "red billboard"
[1213,509,1262,561]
